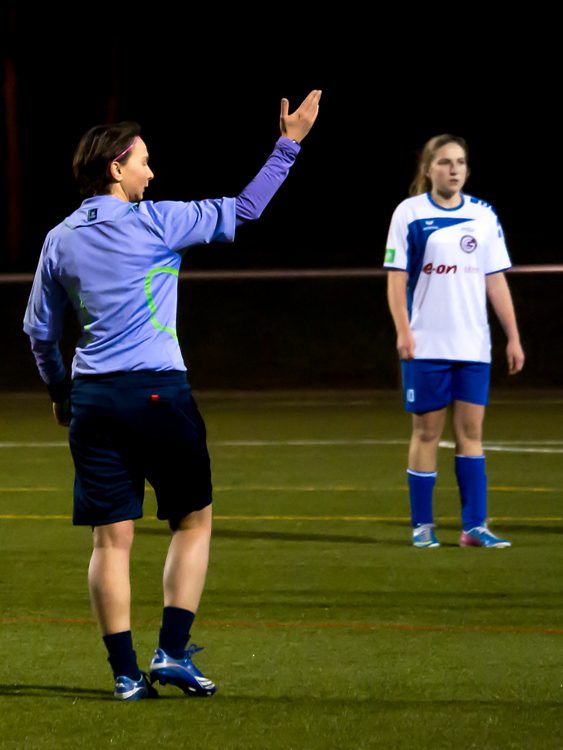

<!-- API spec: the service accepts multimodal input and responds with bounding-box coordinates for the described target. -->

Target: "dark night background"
[1,11,560,391]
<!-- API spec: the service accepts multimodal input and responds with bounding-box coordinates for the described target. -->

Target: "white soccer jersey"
[384,192,511,363]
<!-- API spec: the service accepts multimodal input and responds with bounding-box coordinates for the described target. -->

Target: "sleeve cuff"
[485,266,511,275]
[277,136,302,154]
[47,376,72,404]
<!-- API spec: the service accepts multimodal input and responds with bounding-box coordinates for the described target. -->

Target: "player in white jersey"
[385,134,525,548]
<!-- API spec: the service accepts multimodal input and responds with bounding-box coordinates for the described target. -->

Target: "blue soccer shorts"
[69,371,212,527]
[401,359,491,413]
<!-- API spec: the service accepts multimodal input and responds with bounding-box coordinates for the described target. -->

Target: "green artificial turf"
[0,392,562,749]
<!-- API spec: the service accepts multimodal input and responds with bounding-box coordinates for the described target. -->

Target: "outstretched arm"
[485,272,524,375]
[236,90,321,225]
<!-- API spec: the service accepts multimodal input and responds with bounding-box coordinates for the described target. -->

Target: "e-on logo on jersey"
[423,263,457,275]
[460,235,477,253]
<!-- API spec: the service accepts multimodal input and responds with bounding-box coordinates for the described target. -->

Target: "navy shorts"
[401,359,490,413]
[69,371,212,526]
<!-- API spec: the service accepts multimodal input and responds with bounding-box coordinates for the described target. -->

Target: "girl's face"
[426,142,468,199]
[111,139,154,202]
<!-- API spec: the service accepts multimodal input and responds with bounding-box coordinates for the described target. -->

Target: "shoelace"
[186,644,204,659]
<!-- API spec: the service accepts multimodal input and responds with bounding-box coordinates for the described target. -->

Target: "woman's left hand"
[53,401,71,427]
[280,90,322,143]
[507,340,525,375]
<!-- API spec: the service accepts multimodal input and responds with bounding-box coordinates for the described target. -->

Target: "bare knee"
[453,402,485,450]
[412,412,446,445]
[92,520,135,551]
[413,425,441,445]
[456,420,482,444]
[169,504,212,534]
[454,411,483,444]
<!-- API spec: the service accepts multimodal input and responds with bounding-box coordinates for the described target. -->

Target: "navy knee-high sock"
[455,454,487,531]
[159,606,195,660]
[103,631,141,681]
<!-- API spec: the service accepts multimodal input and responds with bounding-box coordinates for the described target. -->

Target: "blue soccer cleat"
[412,523,440,548]
[460,525,511,548]
[149,645,216,696]
[114,671,158,701]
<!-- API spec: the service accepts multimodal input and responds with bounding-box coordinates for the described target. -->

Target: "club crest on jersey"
[460,235,477,253]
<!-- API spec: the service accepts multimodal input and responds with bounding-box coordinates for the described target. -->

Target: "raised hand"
[280,90,322,144]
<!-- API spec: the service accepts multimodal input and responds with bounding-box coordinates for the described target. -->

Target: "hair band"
[114,136,140,162]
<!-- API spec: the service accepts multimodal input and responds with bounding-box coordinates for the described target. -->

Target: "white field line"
[439,441,563,454]
[2,438,563,453]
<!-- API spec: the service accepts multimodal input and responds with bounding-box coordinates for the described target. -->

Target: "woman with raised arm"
[24,90,321,700]
[385,134,524,549]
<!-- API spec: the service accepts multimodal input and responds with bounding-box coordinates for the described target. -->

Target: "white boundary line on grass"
[2,438,563,453]
[439,441,563,454]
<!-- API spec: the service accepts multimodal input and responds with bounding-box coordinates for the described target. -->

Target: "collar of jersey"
[426,192,465,212]
[65,195,138,228]
[83,195,138,209]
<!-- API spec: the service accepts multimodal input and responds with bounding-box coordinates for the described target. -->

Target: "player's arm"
[29,337,72,426]
[387,270,416,361]
[24,242,71,426]
[485,271,524,375]
[235,90,321,225]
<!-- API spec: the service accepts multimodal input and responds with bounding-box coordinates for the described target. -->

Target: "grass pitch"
[0,392,562,749]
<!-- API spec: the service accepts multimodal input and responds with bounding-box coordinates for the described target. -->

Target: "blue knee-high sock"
[455,455,487,531]
[407,469,437,527]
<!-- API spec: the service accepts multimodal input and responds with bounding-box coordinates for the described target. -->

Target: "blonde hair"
[409,134,469,197]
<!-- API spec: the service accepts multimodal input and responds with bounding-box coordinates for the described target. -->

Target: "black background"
[1,11,558,272]
[1,11,560,392]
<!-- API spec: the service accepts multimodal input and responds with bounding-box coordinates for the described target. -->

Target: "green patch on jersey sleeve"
[384,248,396,264]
